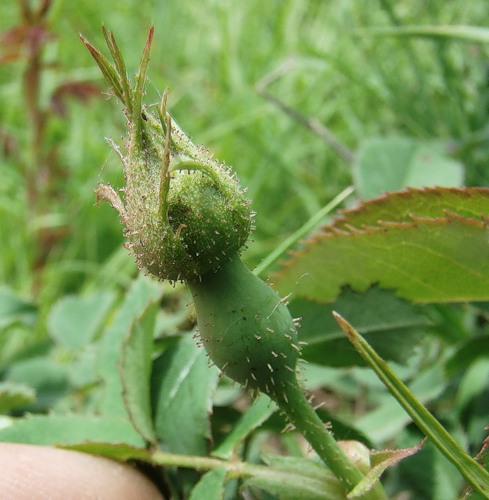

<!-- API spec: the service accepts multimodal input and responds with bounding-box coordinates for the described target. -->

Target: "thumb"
[0,443,163,500]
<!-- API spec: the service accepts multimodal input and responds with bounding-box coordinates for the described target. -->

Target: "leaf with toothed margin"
[333,187,489,229]
[119,300,159,443]
[288,286,429,367]
[0,414,145,448]
[243,455,345,499]
[274,187,489,304]
[151,334,219,456]
[97,275,163,419]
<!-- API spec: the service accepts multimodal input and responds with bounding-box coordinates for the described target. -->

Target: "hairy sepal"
[121,123,252,282]
[85,28,253,283]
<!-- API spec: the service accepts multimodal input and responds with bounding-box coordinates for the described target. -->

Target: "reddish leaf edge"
[333,186,489,228]
[273,187,489,303]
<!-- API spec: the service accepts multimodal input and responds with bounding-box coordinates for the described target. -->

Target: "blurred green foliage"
[1,1,489,498]
[3,0,489,291]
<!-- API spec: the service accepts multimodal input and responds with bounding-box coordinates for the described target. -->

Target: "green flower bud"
[84,28,252,282]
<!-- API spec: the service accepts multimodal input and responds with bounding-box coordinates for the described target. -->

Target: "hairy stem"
[275,383,387,499]
[149,449,343,494]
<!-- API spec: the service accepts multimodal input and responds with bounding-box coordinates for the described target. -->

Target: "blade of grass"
[253,185,354,277]
[377,0,425,95]
[333,311,489,497]
[358,25,489,44]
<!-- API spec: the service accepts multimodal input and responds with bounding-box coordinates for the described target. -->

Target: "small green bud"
[84,28,252,282]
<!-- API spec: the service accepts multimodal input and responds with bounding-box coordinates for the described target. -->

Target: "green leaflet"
[189,468,227,500]
[275,188,489,303]
[0,414,145,448]
[289,287,428,367]
[119,301,159,443]
[333,187,489,228]
[96,275,162,418]
[353,138,463,199]
[48,292,115,350]
[151,334,219,456]
[212,394,276,460]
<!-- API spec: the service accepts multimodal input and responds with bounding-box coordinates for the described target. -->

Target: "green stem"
[150,449,343,493]
[275,382,387,499]
[151,449,234,472]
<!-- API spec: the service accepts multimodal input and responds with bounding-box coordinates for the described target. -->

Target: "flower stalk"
[83,27,387,498]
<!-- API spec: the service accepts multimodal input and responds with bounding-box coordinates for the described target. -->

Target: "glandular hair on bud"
[87,28,253,283]
[123,140,253,282]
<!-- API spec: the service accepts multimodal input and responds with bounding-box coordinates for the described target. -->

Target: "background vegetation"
[1,1,489,498]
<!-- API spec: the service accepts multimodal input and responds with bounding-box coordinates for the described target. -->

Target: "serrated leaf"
[48,292,115,350]
[289,287,428,367]
[275,196,489,303]
[353,138,463,198]
[334,187,489,228]
[0,414,145,448]
[189,468,227,500]
[0,382,35,413]
[120,302,159,443]
[244,455,344,500]
[151,335,219,456]
[97,275,162,418]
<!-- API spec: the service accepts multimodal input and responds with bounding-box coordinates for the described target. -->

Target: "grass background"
[3,0,489,294]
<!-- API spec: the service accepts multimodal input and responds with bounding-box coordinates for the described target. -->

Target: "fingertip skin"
[0,443,163,500]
